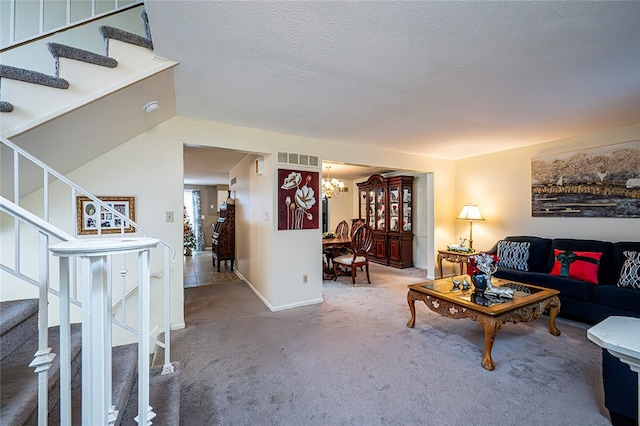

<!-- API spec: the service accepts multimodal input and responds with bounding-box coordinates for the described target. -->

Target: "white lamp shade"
[457,204,484,221]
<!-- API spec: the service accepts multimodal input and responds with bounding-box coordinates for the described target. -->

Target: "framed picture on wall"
[76,196,136,235]
[277,168,319,230]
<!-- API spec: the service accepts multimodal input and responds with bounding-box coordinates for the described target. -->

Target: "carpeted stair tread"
[0,299,39,360]
[0,65,69,89]
[111,343,140,424]
[99,25,153,53]
[120,362,181,426]
[47,42,118,78]
[45,342,139,425]
[0,100,14,112]
[0,323,82,426]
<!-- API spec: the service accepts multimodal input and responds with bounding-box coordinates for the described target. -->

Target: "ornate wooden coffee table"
[407,276,561,371]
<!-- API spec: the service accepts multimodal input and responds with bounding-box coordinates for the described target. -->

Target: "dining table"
[322,236,352,278]
[322,236,352,249]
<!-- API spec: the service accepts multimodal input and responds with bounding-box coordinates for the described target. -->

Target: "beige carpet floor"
[175,250,610,425]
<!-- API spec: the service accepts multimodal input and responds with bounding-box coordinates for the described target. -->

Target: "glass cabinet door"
[376,187,385,230]
[402,187,412,232]
[359,189,367,222]
[368,189,375,228]
[389,185,399,231]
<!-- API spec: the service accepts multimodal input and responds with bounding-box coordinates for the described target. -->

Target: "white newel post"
[29,232,56,426]
[50,238,160,426]
[135,247,156,426]
[58,256,72,426]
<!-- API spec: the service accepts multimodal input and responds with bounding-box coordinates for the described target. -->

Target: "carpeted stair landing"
[0,299,181,425]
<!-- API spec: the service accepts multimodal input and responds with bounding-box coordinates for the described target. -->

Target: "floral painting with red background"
[278,168,319,230]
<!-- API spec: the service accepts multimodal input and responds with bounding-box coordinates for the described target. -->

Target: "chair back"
[335,220,349,238]
[350,219,364,237]
[351,224,374,256]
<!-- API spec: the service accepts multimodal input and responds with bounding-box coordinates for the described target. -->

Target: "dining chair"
[332,224,374,285]
[350,219,364,237]
[346,219,365,268]
[335,220,349,238]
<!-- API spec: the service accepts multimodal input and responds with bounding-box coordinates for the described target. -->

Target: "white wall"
[230,153,275,304]
[411,173,435,272]
[326,179,356,232]
[68,130,186,335]
[455,123,640,251]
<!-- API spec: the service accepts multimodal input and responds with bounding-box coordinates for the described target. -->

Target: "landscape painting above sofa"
[531,140,640,218]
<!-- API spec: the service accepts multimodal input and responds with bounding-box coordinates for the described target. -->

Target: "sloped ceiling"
[147,0,640,165]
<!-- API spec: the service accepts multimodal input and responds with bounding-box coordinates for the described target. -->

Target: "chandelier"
[322,166,345,199]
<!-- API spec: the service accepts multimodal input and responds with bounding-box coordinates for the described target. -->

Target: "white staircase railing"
[1,0,145,50]
[0,135,176,425]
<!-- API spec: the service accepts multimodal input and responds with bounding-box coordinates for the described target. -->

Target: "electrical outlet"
[302,274,309,284]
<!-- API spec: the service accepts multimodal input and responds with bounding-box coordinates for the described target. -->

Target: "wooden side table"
[437,250,477,278]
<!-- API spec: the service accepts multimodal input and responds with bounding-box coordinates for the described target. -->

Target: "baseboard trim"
[269,298,324,312]
[170,322,185,330]
[235,270,323,312]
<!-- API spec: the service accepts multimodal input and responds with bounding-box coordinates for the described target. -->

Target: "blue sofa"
[487,236,640,425]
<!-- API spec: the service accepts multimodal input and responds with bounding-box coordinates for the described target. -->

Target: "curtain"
[191,190,206,251]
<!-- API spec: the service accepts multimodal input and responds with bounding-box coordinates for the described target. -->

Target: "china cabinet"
[357,174,414,268]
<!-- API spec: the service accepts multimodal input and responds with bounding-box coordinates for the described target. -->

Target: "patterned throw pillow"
[550,249,602,284]
[497,240,530,271]
[617,251,640,289]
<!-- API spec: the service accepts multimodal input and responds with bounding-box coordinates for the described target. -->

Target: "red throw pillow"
[550,249,602,284]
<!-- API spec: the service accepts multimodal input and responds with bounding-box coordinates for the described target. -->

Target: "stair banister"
[0,196,74,425]
[4,136,176,261]
[50,238,160,425]
[2,135,177,423]
[2,135,176,371]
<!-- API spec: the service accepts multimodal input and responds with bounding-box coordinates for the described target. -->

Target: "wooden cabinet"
[357,174,413,268]
[212,203,235,272]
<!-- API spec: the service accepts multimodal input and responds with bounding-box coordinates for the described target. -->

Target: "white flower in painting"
[281,172,302,190]
[295,185,316,211]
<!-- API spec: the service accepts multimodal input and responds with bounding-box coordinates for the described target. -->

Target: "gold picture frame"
[76,196,136,235]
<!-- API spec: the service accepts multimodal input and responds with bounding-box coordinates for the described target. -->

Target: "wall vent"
[277,152,319,169]
[230,177,237,186]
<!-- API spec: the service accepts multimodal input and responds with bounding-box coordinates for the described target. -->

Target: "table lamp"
[457,204,484,249]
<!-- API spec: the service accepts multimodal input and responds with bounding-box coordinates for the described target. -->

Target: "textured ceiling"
[148,0,640,177]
